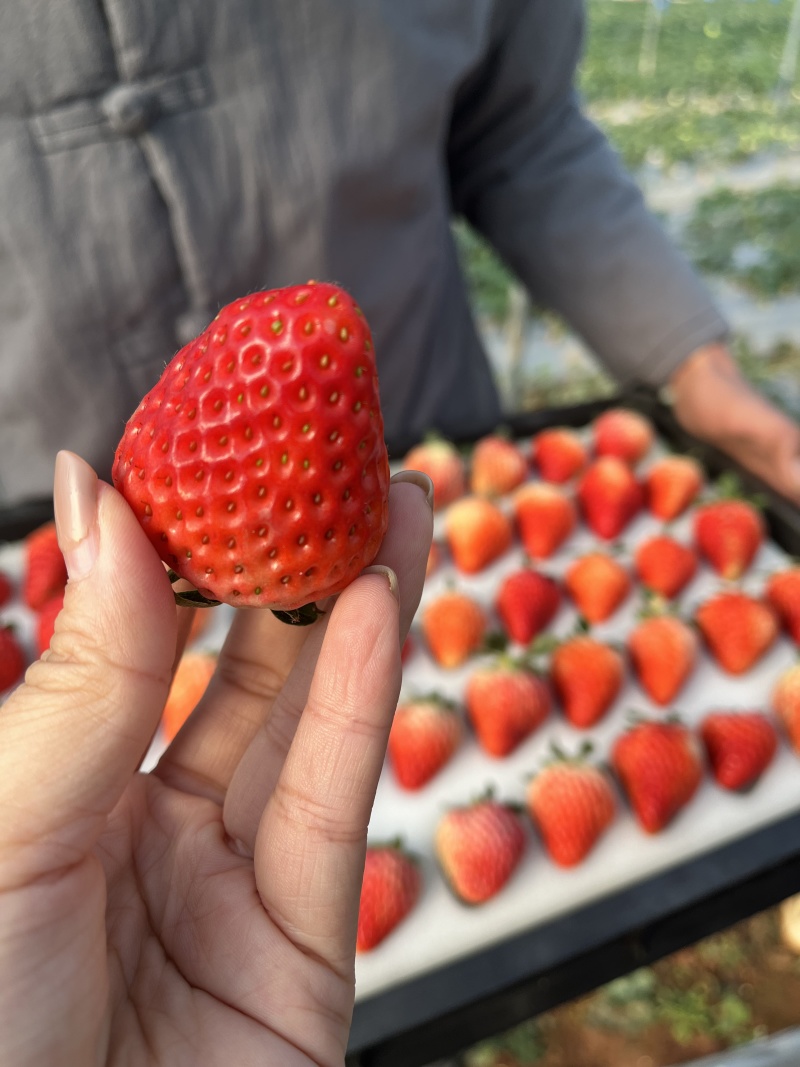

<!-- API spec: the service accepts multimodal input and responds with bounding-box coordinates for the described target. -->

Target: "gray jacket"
[0,0,727,505]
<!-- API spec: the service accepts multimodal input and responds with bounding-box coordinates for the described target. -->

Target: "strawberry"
[400,634,414,664]
[388,696,463,789]
[564,552,631,624]
[470,434,528,497]
[0,570,12,609]
[634,535,698,600]
[644,455,704,521]
[23,521,68,612]
[496,567,560,645]
[512,482,576,559]
[611,719,703,833]
[186,603,218,647]
[628,614,698,706]
[593,408,654,465]
[422,590,486,668]
[357,843,422,952]
[36,591,65,656]
[700,711,778,791]
[0,625,25,692]
[403,437,466,511]
[445,496,513,575]
[550,635,624,729]
[426,541,442,578]
[113,282,390,613]
[525,747,616,867]
[773,664,800,753]
[532,427,587,484]
[161,651,217,742]
[577,457,643,540]
[465,659,550,757]
[765,567,800,645]
[435,797,525,904]
[694,499,764,580]
[696,591,778,675]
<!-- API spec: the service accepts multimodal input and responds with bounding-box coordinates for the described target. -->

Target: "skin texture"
[0,457,432,1067]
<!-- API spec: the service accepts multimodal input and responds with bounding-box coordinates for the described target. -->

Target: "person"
[1,0,799,507]
[0,451,435,1065]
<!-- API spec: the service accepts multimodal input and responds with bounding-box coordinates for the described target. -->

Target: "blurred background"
[448,1,800,1064]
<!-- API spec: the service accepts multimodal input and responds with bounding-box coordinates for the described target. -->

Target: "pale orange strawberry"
[388,696,463,789]
[577,457,643,540]
[644,455,704,521]
[512,482,576,559]
[564,552,631,623]
[403,438,466,511]
[465,660,550,757]
[525,747,616,867]
[696,591,778,675]
[531,427,587,484]
[422,590,486,669]
[634,535,698,600]
[694,499,764,580]
[426,541,443,579]
[445,496,513,574]
[612,719,703,833]
[470,434,528,497]
[435,797,525,905]
[593,408,654,465]
[773,663,800,753]
[161,651,217,741]
[765,567,800,645]
[628,614,698,706]
[550,636,624,729]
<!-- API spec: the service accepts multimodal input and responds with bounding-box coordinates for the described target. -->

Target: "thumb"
[0,451,177,888]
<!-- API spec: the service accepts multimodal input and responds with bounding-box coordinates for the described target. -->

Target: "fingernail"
[390,469,435,509]
[54,451,100,581]
[361,564,400,603]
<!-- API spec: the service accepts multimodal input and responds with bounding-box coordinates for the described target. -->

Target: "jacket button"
[102,84,158,136]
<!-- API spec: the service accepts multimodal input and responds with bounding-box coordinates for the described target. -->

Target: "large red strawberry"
[564,551,631,624]
[694,499,764,580]
[445,496,513,575]
[512,482,576,559]
[465,660,550,757]
[470,434,528,497]
[422,590,486,669]
[113,282,390,613]
[634,535,698,600]
[644,455,704,521]
[531,427,587,484]
[357,843,422,952]
[525,747,616,867]
[403,437,466,511]
[0,570,12,609]
[773,664,800,753]
[593,408,654,465]
[23,522,68,612]
[495,567,560,645]
[577,457,643,540]
[765,567,800,645]
[550,635,624,729]
[388,696,463,789]
[435,797,525,904]
[696,591,778,675]
[36,591,65,656]
[0,626,25,692]
[628,614,698,706]
[700,711,778,791]
[612,719,703,833]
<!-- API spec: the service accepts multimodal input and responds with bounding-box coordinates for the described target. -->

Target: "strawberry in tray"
[628,611,698,707]
[23,521,68,612]
[435,795,526,905]
[564,551,631,624]
[772,663,800,754]
[765,566,800,645]
[113,282,390,618]
[0,625,26,694]
[700,711,778,792]
[612,718,703,834]
[469,433,528,497]
[525,744,617,868]
[644,455,704,521]
[634,535,698,601]
[388,695,464,790]
[357,843,422,952]
[531,427,587,484]
[445,496,513,575]
[465,657,551,758]
[592,408,654,466]
[403,436,466,511]
[694,496,764,581]
[695,591,778,675]
[577,456,643,540]
[549,633,624,729]
[161,650,218,742]
[512,482,577,559]
[422,589,487,669]
[495,566,561,645]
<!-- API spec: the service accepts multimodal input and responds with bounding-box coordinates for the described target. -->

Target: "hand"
[669,342,800,504]
[0,452,433,1067]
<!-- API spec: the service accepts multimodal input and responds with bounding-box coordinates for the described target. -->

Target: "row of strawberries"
[358,708,781,953]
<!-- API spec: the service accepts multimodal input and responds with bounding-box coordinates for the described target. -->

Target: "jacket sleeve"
[447,0,729,387]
